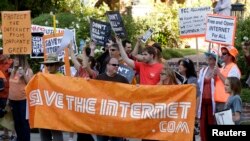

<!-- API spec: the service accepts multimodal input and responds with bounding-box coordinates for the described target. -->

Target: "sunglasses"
[222,52,229,56]
[45,63,55,67]
[109,63,119,67]
[109,49,117,52]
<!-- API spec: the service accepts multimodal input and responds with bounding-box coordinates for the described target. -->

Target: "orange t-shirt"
[0,59,13,98]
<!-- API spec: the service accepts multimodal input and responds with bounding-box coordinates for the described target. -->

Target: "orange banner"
[26,73,196,141]
[1,11,31,54]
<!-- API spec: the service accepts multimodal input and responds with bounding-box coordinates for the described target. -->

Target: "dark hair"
[152,43,162,52]
[244,41,250,47]
[178,58,197,78]
[227,77,241,94]
[122,39,132,47]
[142,47,156,58]
[88,56,96,70]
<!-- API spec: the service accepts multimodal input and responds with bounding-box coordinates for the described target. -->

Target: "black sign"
[31,32,44,58]
[90,19,111,46]
[106,11,126,38]
[117,64,135,84]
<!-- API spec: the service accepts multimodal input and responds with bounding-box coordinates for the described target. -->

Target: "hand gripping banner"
[25,73,196,140]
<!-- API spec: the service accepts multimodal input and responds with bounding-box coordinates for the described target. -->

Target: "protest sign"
[31,25,78,58]
[106,11,126,38]
[31,32,44,58]
[179,7,211,38]
[43,33,70,75]
[26,73,196,141]
[56,29,74,55]
[90,19,111,46]
[117,64,135,83]
[205,14,236,45]
[215,109,235,125]
[1,11,31,54]
[141,28,154,43]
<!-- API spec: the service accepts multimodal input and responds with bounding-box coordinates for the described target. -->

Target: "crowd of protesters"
[0,0,249,140]
[1,32,248,141]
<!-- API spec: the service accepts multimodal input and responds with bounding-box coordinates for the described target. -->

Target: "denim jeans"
[10,100,30,141]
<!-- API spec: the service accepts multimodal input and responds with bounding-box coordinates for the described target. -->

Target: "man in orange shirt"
[214,46,241,112]
[0,47,13,139]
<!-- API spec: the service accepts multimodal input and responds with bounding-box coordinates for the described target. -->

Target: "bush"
[235,16,250,87]
[241,88,250,103]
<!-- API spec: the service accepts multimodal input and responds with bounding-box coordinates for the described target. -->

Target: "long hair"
[162,63,178,85]
[178,58,197,78]
[13,55,30,71]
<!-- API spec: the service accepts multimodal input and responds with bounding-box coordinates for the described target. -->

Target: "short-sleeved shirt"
[96,73,129,84]
[134,61,163,85]
[224,95,242,124]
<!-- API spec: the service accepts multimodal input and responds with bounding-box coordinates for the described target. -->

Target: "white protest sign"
[31,25,78,58]
[141,28,154,43]
[56,29,74,55]
[179,6,211,38]
[205,15,236,45]
[215,109,235,125]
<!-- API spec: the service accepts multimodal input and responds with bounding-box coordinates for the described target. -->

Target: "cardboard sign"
[106,11,126,38]
[215,109,235,125]
[179,7,211,38]
[205,14,236,45]
[141,28,154,43]
[31,32,44,58]
[1,11,32,54]
[31,25,78,58]
[117,64,135,83]
[90,19,111,46]
[43,33,70,75]
[56,29,74,54]
[26,73,196,141]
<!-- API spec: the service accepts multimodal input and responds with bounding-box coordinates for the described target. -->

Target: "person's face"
[178,61,187,75]
[224,79,232,93]
[207,55,216,66]
[13,57,20,67]
[160,70,168,81]
[142,51,153,63]
[46,63,58,74]
[106,58,119,75]
[124,43,132,54]
[109,46,120,58]
[221,48,230,62]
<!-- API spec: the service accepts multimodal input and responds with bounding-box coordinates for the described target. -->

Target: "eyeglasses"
[222,52,229,56]
[109,63,119,67]
[109,49,117,52]
[45,64,55,67]
[160,72,167,75]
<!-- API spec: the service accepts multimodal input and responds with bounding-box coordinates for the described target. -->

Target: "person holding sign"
[96,57,128,141]
[116,36,163,85]
[214,46,241,112]
[223,77,242,124]
[197,49,221,141]
[39,53,64,141]
[8,55,33,141]
[214,0,232,16]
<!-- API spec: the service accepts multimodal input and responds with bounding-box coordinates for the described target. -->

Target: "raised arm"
[131,37,144,61]
[115,36,135,68]
[68,42,81,70]
[89,41,96,57]
[81,47,97,78]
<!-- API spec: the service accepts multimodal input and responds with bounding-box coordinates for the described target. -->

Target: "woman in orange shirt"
[8,55,33,141]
